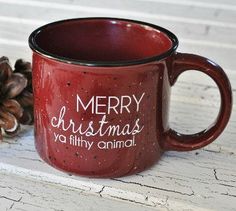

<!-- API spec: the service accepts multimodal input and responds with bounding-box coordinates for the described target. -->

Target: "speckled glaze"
[29,18,232,178]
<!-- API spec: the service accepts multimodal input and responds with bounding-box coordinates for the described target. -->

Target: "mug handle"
[162,52,233,151]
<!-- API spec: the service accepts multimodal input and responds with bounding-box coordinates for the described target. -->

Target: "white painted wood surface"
[0,0,235,210]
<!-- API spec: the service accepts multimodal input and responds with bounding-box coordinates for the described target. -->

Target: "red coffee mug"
[29,18,232,178]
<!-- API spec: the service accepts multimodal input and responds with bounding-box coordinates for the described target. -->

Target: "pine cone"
[14,59,34,125]
[0,57,33,142]
[0,57,26,141]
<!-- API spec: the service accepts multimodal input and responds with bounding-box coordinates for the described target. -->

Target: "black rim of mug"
[28,17,179,67]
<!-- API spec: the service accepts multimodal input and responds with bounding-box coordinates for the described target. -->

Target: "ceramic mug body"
[29,18,232,178]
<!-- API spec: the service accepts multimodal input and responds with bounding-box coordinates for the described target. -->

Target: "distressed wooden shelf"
[0,124,236,210]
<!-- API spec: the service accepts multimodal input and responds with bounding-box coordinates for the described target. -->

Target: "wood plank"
[31,0,236,7]
[0,172,155,211]
[40,0,236,7]
[166,0,236,5]
[0,130,235,210]
[137,0,236,8]
[1,0,236,26]
[0,1,235,31]
[0,44,30,63]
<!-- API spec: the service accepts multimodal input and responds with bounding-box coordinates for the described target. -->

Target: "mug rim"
[28,17,179,67]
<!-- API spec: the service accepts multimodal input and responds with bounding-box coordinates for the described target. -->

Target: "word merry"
[76,93,145,115]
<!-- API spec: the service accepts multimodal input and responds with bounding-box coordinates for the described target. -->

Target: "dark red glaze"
[34,19,172,63]
[29,18,232,178]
